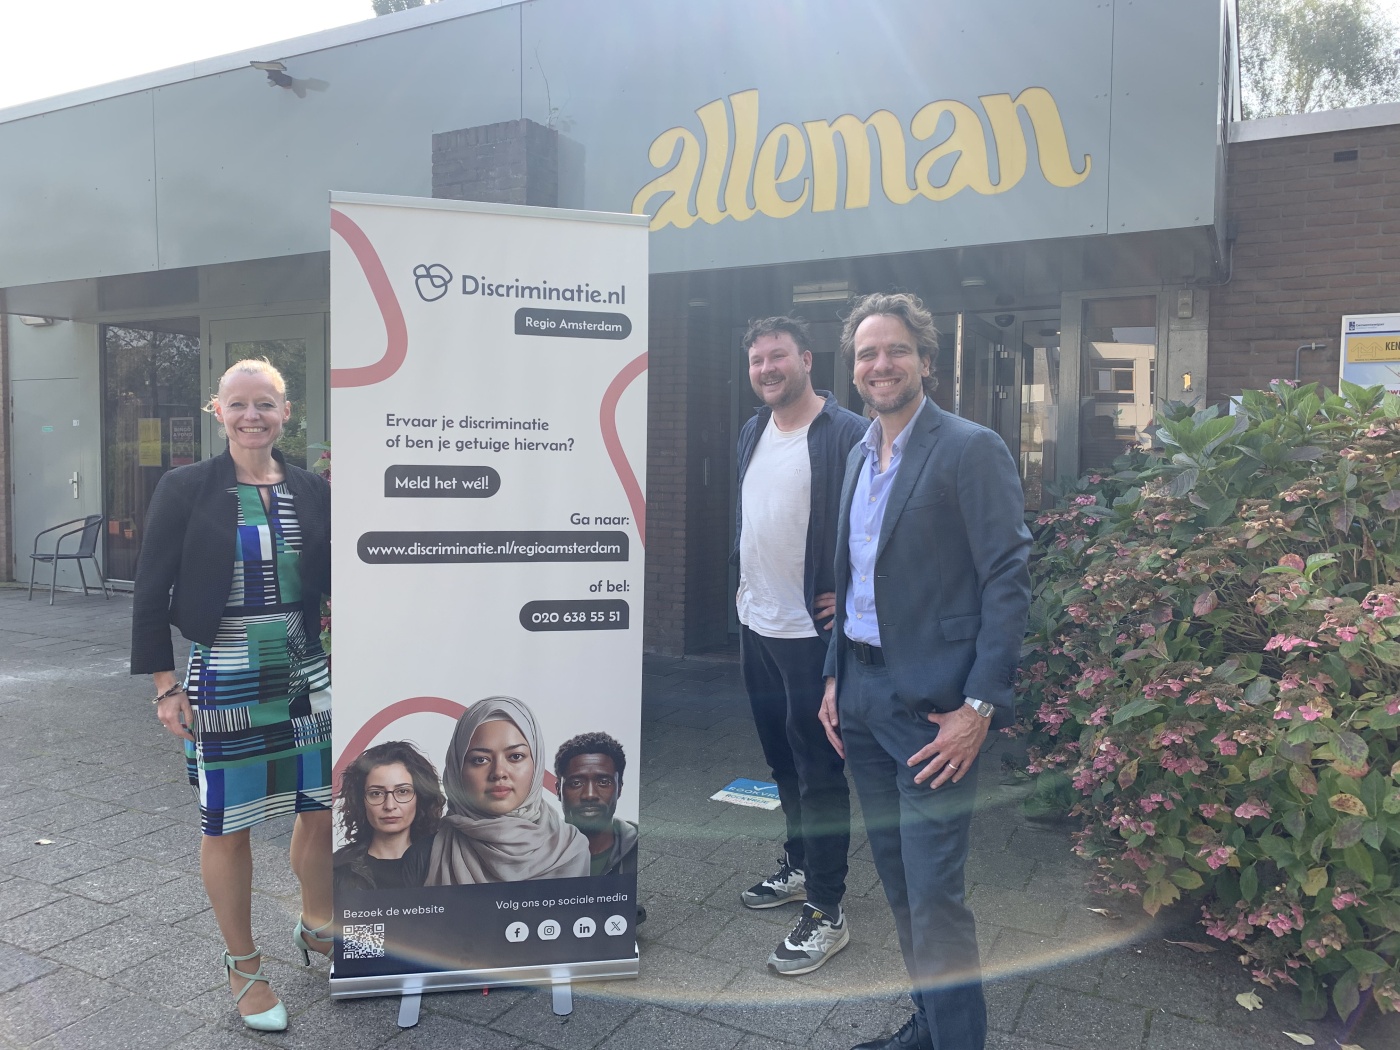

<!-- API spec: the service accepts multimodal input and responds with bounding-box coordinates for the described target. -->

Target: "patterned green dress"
[184,483,332,836]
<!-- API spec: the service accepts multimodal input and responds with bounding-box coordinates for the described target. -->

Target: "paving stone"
[66,810,177,849]
[42,916,188,980]
[605,1005,743,1050]
[0,968,130,1045]
[28,991,203,1050]
[120,874,216,925]
[55,856,181,905]
[1012,984,1149,1050]
[491,989,636,1050]
[697,977,836,1044]
[0,943,57,996]
[0,896,126,952]
[628,942,746,1013]
[639,854,739,904]
[971,887,1067,937]
[2,842,119,886]
[425,984,534,1025]
[0,879,64,921]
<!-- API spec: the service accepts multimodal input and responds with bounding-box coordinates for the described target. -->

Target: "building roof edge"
[1230,101,1400,143]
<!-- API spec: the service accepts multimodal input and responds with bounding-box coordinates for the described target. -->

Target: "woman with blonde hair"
[132,359,332,1032]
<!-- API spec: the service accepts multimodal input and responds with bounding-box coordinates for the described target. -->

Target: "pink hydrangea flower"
[1212,730,1238,756]
[1199,845,1236,869]
[1234,799,1272,820]
[1332,891,1366,910]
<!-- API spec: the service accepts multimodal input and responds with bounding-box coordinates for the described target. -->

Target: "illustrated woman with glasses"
[334,741,445,894]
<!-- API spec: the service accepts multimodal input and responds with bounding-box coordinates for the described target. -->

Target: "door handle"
[70,471,80,499]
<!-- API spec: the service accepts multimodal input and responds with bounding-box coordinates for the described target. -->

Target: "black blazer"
[824,399,1031,730]
[130,449,331,674]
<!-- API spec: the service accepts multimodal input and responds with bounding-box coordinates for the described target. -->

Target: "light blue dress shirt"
[843,399,927,647]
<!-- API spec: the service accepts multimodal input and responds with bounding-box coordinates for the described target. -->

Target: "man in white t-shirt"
[732,315,867,975]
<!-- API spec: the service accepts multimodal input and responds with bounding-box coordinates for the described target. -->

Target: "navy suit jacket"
[824,398,1031,730]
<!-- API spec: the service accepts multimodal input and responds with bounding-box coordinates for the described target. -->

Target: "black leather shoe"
[851,1013,931,1050]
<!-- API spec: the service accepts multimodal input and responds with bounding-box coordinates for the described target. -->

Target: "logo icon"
[604,914,629,936]
[573,917,596,939]
[505,921,529,943]
[414,263,453,302]
[537,919,561,941]
[1348,320,1357,331]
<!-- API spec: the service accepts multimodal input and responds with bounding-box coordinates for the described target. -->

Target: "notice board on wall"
[1340,313,1400,394]
[328,192,648,999]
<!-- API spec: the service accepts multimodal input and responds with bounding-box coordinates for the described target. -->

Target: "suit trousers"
[739,625,850,912]
[840,655,987,1050]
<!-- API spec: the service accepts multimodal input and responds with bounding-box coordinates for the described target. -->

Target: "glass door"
[101,318,203,582]
[208,314,327,468]
[956,312,1062,510]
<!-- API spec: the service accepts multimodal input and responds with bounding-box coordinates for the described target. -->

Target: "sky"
[0,1,375,111]
[2,0,1400,113]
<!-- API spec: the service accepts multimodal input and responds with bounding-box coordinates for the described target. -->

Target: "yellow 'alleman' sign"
[632,88,1092,232]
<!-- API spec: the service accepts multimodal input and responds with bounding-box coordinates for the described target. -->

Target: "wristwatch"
[964,697,994,719]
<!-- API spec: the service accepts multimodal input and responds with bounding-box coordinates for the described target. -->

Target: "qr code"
[342,923,386,959]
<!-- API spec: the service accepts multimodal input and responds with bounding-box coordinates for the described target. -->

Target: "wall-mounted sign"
[1340,313,1400,394]
[169,416,195,466]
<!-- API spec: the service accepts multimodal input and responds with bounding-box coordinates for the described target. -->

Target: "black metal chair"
[28,515,111,605]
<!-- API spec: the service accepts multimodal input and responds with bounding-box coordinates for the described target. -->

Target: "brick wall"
[1209,123,1400,403]
[643,274,691,655]
[432,120,558,206]
[683,277,734,653]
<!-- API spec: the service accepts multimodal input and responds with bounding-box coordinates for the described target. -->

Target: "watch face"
[969,699,993,718]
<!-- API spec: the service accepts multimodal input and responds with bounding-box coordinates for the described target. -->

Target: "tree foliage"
[372,0,438,15]
[1240,0,1400,118]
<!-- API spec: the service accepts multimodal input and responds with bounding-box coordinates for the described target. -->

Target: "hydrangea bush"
[1018,380,1400,1019]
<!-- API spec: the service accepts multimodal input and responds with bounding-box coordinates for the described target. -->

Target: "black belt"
[848,639,885,666]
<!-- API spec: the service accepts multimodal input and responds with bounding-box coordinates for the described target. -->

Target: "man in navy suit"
[819,293,1031,1050]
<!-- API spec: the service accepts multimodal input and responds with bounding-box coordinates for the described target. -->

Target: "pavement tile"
[159,1025,266,1050]
[386,1008,527,1050]
[1012,984,1149,1050]
[66,810,177,849]
[983,975,1032,1032]
[1143,1011,1258,1050]
[0,880,64,921]
[811,996,912,1050]
[55,856,181,905]
[971,887,1067,938]
[0,897,127,953]
[28,992,203,1050]
[0,944,58,996]
[0,968,130,1046]
[491,989,636,1050]
[696,976,835,1044]
[120,874,217,925]
[424,984,534,1025]
[41,916,188,980]
[604,1004,743,1050]
[1,842,119,887]
[639,855,740,904]
[628,942,746,1013]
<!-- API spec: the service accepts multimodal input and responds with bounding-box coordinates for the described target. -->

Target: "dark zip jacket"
[130,448,331,674]
[732,391,867,632]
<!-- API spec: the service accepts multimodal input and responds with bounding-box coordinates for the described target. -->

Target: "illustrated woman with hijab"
[425,696,590,885]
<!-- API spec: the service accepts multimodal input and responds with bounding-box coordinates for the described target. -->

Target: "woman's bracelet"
[152,682,187,705]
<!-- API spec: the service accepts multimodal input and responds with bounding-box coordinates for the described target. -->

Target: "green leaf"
[1332,817,1364,849]
[1249,755,1276,781]
[1331,731,1370,778]
[1329,793,1369,817]
[1341,842,1373,883]
[1342,949,1388,975]
[1332,968,1360,1019]
[1301,867,1328,896]
[1112,696,1162,724]
[1239,864,1259,902]
[1243,678,1273,705]
[1361,821,1385,850]
[1142,878,1180,916]
[1289,764,1319,796]
[1170,868,1204,890]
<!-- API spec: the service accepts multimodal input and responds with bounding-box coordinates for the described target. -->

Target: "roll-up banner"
[328,192,649,999]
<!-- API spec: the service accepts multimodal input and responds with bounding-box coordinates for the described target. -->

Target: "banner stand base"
[397,991,421,1028]
[551,981,572,1016]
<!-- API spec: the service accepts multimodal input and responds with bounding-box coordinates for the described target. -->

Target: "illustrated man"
[818,293,1031,1050]
[733,315,867,975]
[554,732,637,876]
